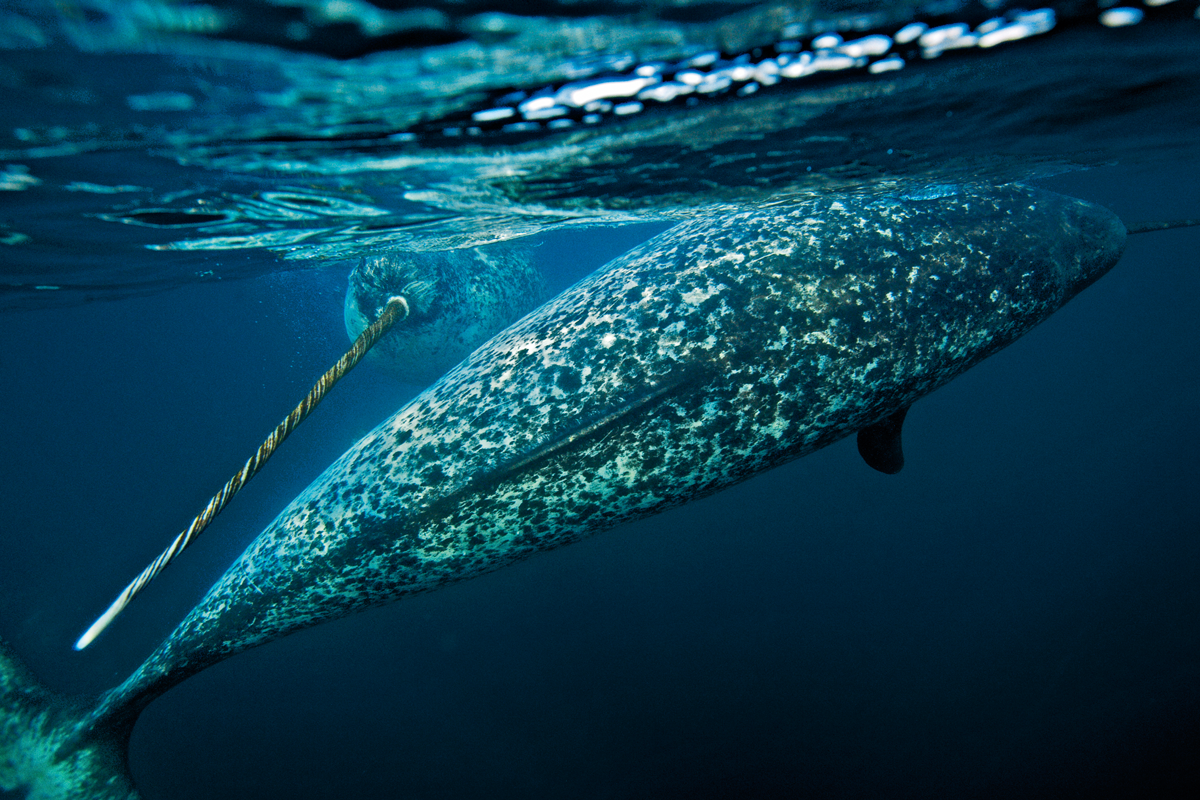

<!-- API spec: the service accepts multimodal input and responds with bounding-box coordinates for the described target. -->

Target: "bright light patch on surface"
[868,56,905,74]
[1099,8,1144,27]
[894,22,927,44]
[557,76,658,107]
[472,107,515,123]
[838,35,892,58]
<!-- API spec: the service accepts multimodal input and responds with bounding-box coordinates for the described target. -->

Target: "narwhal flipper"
[0,636,140,799]
[857,406,909,474]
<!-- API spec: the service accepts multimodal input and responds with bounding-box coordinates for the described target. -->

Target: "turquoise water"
[1,2,1198,798]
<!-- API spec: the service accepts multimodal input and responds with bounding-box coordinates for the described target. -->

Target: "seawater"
[1,2,1198,798]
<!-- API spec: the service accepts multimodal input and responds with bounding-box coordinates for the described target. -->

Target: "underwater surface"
[1,1,1198,798]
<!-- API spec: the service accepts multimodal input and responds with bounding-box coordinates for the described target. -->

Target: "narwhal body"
[1,183,1126,798]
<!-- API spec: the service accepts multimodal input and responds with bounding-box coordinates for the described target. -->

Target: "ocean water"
[1,2,1198,799]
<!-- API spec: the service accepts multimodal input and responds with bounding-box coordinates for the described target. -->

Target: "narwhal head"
[344,245,547,386]
[995,184,1127,324]
[1052,192,1129,302]
[344,252,442,337]
[870,183,1128,336]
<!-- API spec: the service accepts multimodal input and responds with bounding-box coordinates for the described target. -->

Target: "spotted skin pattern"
[85,182,1125,728]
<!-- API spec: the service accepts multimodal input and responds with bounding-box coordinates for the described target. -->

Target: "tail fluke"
[1,637,140,800]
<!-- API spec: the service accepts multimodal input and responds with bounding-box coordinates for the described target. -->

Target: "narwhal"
[343,243,548,386]
[0,182,1133,798]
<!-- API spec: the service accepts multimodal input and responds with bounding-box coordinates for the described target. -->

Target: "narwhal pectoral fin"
[0,636,141,799]
[856,406,910,475]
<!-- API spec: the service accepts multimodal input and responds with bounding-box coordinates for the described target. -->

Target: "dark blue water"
[2,2,1199,798]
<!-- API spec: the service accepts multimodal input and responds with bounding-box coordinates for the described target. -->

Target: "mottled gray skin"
[81,183,1124,733]
[344,245,547,385]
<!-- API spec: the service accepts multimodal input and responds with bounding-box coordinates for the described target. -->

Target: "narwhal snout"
[1059,197,1128,301]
